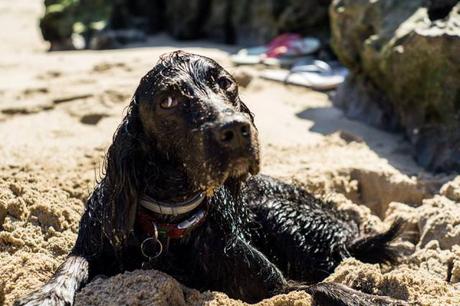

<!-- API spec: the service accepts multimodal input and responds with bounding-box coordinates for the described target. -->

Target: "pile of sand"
[1,1,459,305]
[74,270,313,306]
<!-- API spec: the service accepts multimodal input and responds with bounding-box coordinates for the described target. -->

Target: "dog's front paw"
[14,289,72,306]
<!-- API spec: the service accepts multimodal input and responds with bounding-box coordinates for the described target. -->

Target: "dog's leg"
[217,238,289,302]
[14,256,89,306]
[15,192,105,306]
[216,238,408,306]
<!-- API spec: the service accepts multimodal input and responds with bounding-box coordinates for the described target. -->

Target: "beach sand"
[1,1,459,305]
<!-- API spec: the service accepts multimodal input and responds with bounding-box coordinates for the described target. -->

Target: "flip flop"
[230,34,320,66]
[260,60,348,91]
[262,37,321,67]
[230,34,295,65]
[264,34,320,57]
[230,46,268,65]
[262,53,315,68]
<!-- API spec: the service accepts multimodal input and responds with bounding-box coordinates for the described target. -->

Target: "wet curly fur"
[16,51,407,306]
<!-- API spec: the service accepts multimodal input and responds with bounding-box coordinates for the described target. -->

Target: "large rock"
[330,0,460,172]
[40,0,332,48]
[163,0,210,40]
[230,0,331,45]
[278,0,332,37]
[160,0,332,44]
[230,0,279,45]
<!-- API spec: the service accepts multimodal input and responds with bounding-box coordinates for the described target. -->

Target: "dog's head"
[134,51,260,192]
[103,51,260,247]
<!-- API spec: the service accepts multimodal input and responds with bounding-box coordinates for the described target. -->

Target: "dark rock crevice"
[427,0,458,21]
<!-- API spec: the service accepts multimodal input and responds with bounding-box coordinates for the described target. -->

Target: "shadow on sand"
[296,105,424,176]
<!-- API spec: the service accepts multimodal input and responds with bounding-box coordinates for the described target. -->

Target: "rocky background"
[40,0,332,48]
[331,0,460,173]
[160,0,332,44]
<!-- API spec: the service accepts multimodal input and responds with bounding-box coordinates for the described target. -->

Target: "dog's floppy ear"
[102,94,144,252]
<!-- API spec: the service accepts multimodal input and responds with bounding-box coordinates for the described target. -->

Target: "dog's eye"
[217,76,232,90]
[160,96,178,109]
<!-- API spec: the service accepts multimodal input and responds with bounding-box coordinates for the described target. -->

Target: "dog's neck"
[137,154,209,239]
[142,154,204,204]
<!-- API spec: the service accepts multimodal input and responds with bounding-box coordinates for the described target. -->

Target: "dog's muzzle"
[211,115,253,153]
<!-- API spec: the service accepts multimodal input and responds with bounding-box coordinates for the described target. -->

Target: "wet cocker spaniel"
[16,51,407,306]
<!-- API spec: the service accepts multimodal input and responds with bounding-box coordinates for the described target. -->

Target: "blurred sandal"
[261,35,321,67]
[230,46,268,65]
[230,33,320,66]
[260,60,348,91]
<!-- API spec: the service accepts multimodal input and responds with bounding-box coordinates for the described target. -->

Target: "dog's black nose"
[215,119,251,149]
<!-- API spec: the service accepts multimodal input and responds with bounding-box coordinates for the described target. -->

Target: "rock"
[170,0,330,45]
[230,0,331,45]
[203,0,233,43]
[277,0,331,37]
[330,0,460,172]
[110,1,164,34]
[230,0,279,45]
[40,0,113,50]
[164,0,209,40]
[40,0,332,48]
[89,29,146,50]
[40,0,156,50]
[164,0,307,44]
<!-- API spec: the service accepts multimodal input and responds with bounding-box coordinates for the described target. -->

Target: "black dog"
[16,51,406,306]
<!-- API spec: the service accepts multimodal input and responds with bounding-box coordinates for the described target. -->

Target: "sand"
[1,1,459,305]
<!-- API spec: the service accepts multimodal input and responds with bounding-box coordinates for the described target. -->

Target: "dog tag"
[141,237,163,259]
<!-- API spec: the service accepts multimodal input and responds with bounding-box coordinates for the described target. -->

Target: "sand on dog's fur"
[1,1,460,305]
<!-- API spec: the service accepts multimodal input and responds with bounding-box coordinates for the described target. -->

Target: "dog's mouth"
[183,119,260,194]
[229,157,259,178]
[194,146,260,196]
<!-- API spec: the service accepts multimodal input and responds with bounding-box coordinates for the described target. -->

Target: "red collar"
[137,206,208,239]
